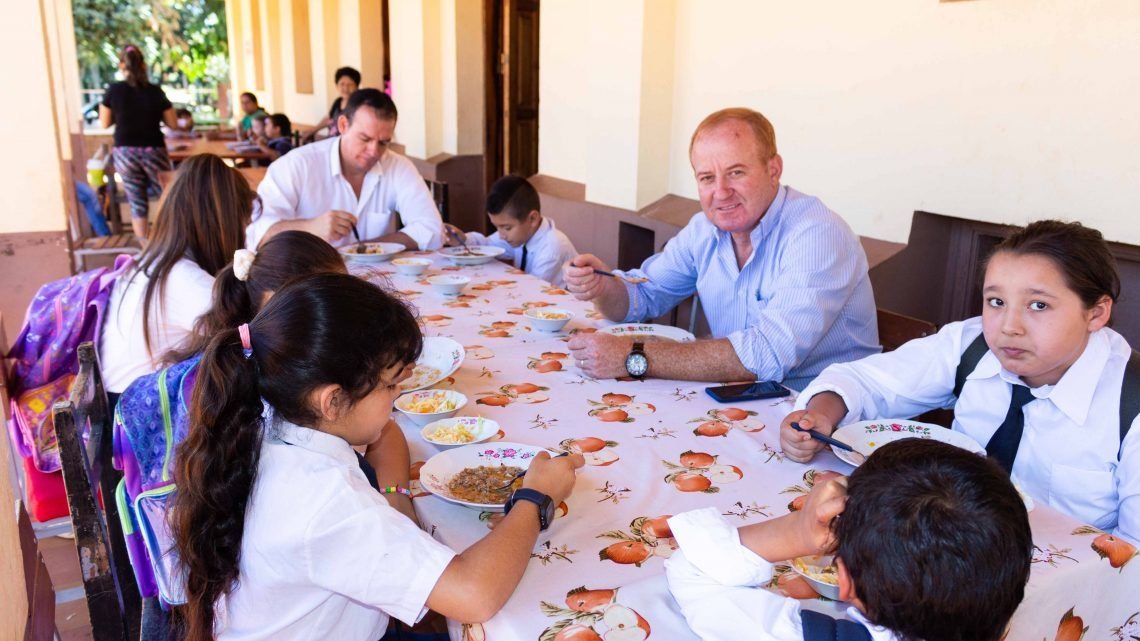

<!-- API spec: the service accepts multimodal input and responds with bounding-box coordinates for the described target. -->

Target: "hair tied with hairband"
[233,249,257,281]
[238,323,253,359]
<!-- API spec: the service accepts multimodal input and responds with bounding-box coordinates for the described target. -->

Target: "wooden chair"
[53,342,141,641]
[876,308,937,352]
[425,178,450,223]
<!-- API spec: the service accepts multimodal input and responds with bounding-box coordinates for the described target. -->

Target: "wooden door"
[505,0,539,177]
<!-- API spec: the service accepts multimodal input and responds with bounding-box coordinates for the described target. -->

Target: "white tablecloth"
[355,255,1140,641]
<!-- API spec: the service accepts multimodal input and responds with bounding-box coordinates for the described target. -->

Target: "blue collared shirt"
[617,185,879,389]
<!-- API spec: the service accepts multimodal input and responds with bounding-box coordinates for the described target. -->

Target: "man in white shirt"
[444,175,578,287]
[563,108,878,388]
[247,89,443,251]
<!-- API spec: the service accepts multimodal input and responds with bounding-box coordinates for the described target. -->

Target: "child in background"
[444,175,577,287]
[99,154,254,400]
[666,439,1032,641]
[171,273,583,641]
[256,113,294,162]
[781,220,1139,542]
[165,108,195,138]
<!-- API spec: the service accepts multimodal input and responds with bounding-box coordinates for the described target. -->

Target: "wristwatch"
[505,488,555,530]
[625,341,648,379]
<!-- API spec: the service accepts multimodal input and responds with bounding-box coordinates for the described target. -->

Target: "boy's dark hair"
[266,113,292,137]
[486,174,541,221]
[174,107,192,119]
[989,219,1120,309]
[240,91,258,105]
[835,439,1032,641]
[344,88,397,122]
[335,66,362,86]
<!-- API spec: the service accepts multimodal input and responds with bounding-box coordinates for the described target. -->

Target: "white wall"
[666,0,1140,244]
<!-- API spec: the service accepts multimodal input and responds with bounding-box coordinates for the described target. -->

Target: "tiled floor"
[38,534,93,641]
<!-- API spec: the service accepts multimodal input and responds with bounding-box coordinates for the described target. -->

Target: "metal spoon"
[351,222,365,254]
[791,422,866,464]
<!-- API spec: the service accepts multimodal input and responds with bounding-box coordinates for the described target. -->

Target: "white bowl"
[791,555,841,600]
[399,337,465,392]
[428,274,470,296]
[392,257,431,276]
[339,242,405,263]
[394,389,467,426]
[420,416,500,449]
[524,307,573,332]
[438,245,506,266]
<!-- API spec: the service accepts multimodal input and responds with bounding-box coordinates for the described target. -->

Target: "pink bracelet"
[381,486,411,497]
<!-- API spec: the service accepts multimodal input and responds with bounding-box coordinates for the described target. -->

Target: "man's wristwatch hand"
[505,488,554,530]
[624,341,648,379]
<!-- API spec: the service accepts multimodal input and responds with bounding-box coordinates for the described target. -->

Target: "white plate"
[830,419,986,466]
[340,242,406,263]
[400,337,465,392]
[599,323,696,343]
[419,442,547,511]
[791,554,841,600]
[420,416,500,449]
[438,245,506,266]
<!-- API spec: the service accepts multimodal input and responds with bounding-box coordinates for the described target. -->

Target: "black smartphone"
[705,381,790,403]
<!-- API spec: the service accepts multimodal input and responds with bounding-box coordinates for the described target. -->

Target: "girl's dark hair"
[335,66,362,86]
[989,219,1120,308]
[834,439,1032,641]
[171,273,422,641]
[120,44,149,87]
[129,154,256,358]
[162,231,345,364]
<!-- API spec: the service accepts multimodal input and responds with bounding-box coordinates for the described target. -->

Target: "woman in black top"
[99,45,177,239]
[302,66,361,142]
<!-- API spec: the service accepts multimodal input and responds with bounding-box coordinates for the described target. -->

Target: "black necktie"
[354,451,380,491]
[986,384,1034,474]
[520,244,529,272]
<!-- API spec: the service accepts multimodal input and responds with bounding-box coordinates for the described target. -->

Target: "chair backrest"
[53,342,140,641]
[876,308,937,352]
[425,178,450,223]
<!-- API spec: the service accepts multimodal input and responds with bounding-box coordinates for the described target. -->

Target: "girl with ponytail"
[170,274,582,641]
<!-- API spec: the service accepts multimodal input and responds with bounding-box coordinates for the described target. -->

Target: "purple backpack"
[6,254,134,472]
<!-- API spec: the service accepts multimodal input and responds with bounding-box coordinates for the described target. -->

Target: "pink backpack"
[6,254,134,472]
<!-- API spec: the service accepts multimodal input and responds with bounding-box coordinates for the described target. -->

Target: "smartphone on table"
[705,380,790,403]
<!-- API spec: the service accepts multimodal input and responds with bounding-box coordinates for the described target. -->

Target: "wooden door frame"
[482,0,505,195]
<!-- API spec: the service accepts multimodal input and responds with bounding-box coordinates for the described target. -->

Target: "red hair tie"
[238,323,253,359]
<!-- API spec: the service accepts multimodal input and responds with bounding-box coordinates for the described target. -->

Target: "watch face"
[625,352,649,377]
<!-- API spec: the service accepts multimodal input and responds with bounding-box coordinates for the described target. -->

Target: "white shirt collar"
[966,330,1110,426]
[845,607,900,641]
[271,419,360,469]
[525,216,554,251]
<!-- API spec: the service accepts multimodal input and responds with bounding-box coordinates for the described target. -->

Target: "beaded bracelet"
[380,486,412,497]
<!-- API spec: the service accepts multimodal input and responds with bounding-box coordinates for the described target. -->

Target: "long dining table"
[353,253,1139,641]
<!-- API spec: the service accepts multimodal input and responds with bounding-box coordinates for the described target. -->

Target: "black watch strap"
[505,488,553,530]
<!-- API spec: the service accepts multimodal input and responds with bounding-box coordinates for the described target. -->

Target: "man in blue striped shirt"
[564,108,879,390]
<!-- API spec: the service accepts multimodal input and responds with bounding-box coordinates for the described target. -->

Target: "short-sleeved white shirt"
[247,137,444,251]
[216,420,456,641]
[99,258,215,393]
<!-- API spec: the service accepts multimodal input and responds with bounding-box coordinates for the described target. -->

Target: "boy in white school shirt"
[665,439,1032,641]
[444,175,578,287]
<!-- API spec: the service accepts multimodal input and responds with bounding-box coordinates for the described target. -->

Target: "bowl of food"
[420,416,499,449]
[428,274,471,297]
[791,554,841,600]
[399,337,464,392]
[339,241,405,263]
[418,442,547,511]
[438,245,506,266]
[392,257,432,276]
[394,389,467,426]
[524,308,573,332]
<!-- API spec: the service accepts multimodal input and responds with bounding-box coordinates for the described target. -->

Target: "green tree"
[72,0,228,97]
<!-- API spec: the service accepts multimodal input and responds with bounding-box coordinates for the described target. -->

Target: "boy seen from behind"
[445,175,577,287]
[666,439,1033,641]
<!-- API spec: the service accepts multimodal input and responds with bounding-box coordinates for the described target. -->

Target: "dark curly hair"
[834,438,1032,641]
[170,273,422,641]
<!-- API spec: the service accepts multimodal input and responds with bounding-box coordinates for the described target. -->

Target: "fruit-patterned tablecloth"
[355,256,1139,641]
